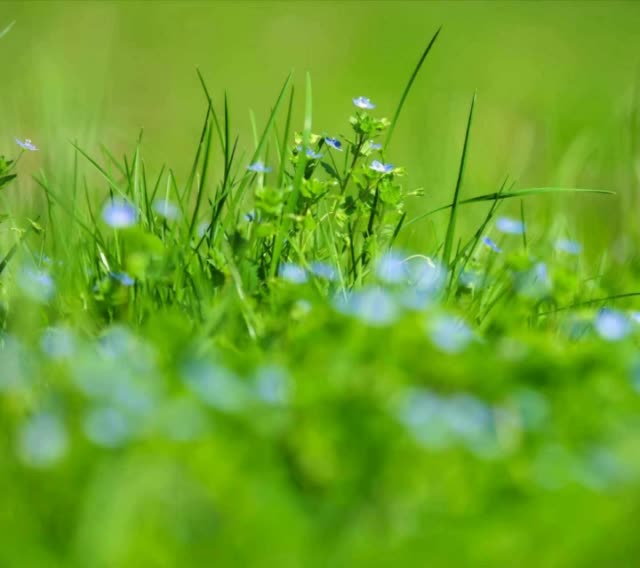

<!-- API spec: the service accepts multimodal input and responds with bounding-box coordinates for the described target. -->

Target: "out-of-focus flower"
[482,236,502,253]
[353,96,375,110]
[15,138,38,151]
[102,198,138,228]
[369,160,393,174]
[247,162,272,174]
[496,216,525,235]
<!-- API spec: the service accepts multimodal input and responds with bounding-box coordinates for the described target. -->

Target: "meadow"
[2,3,640,566]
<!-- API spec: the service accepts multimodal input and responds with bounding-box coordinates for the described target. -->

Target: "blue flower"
[247,161,272,173]
[279,263,308,284]
[152,199,180,220]
[305,148,323,160]
[555,238,582,255]
[369,160,393,174]
[534,262,549,283]
[335,287,399,326]
[83,406,132,448]
[254,365,290,406]
[482,236,502,253]
[594,308,630,341]
[496,216,525,235]
[325,137,343,151]
[181,360,249,412]
[110,272,135,287]
[244,210,257,222]
[370,142,382,150]
[428,315,474,354]
[17,412,68,468]
[309,261,338,281]
[353,96,375,110]
[15,137,38,151]
[376,252,406,284]
[19,267,55,302]
[102,198,138,228]
[40,327,76,360]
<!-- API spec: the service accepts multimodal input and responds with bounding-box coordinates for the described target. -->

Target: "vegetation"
[2,18,640,567]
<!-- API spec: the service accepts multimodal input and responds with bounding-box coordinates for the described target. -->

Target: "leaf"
[406,186,616,228]
[0,174,17,189]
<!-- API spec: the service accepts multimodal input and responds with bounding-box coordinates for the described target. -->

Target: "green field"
[2,3,640,566]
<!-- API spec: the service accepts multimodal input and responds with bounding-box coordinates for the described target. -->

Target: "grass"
[2,24,640,567]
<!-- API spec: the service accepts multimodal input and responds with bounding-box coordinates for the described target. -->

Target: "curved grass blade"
[538,292,640,315]
[442,91,476,268]
[406,186,616,228]
[385,26,441,149]
[0,219,38,276]
[70,142,126,198]
[0,20,15,41]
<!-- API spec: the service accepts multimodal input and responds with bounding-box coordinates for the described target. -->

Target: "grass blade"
[278,85,295,187]
[187,120,213,237]
[406,186,616,228]
[442,91,476,268]
[269,72,311,278]
[385,26,441,149]
[225,72,293,220]
[0,20,15,41]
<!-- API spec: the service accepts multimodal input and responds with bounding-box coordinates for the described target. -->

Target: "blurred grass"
[2,1,640,242]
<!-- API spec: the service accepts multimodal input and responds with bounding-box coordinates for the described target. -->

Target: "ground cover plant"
[3,18,640,567]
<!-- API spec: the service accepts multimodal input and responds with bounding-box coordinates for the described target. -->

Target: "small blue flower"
[369,142,382,150]
[309,261,338,281]
[496,216,525,235]
[254,366,290,405]
[244,210,257,222]
[482,236,502,253]
[41,327,76,360]
[19,267,55,302]
[247,161,272,174]
[594,308,630,341]
[15,137,38,151]
[110,272,135,287]
[152,199,180,220]
[102,198,138,228]
[17,412,68,468]
[555,238,582,255]
[429,315,474,354]
[84,406,131,448]
[305,148,323,160]
[376,252,406,284]
[182,360,248,412]
[324,137,343,151]
[279,263,308,284]
[353,96,375,110]
[369,160,393,174]
[335,287,399,326]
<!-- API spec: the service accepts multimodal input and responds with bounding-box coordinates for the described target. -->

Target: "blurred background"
[2,1,640,246]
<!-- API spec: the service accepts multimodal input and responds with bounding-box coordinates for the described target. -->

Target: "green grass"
[2,21,640,568]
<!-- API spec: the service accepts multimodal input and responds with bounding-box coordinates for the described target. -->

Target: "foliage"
[1,22,639,567]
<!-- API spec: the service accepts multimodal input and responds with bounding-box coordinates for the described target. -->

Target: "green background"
[2,1,640,240]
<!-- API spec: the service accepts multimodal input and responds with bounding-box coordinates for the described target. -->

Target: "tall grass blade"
[442,91,476,268]
[270,72,311,278]
[385,26,442,149]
